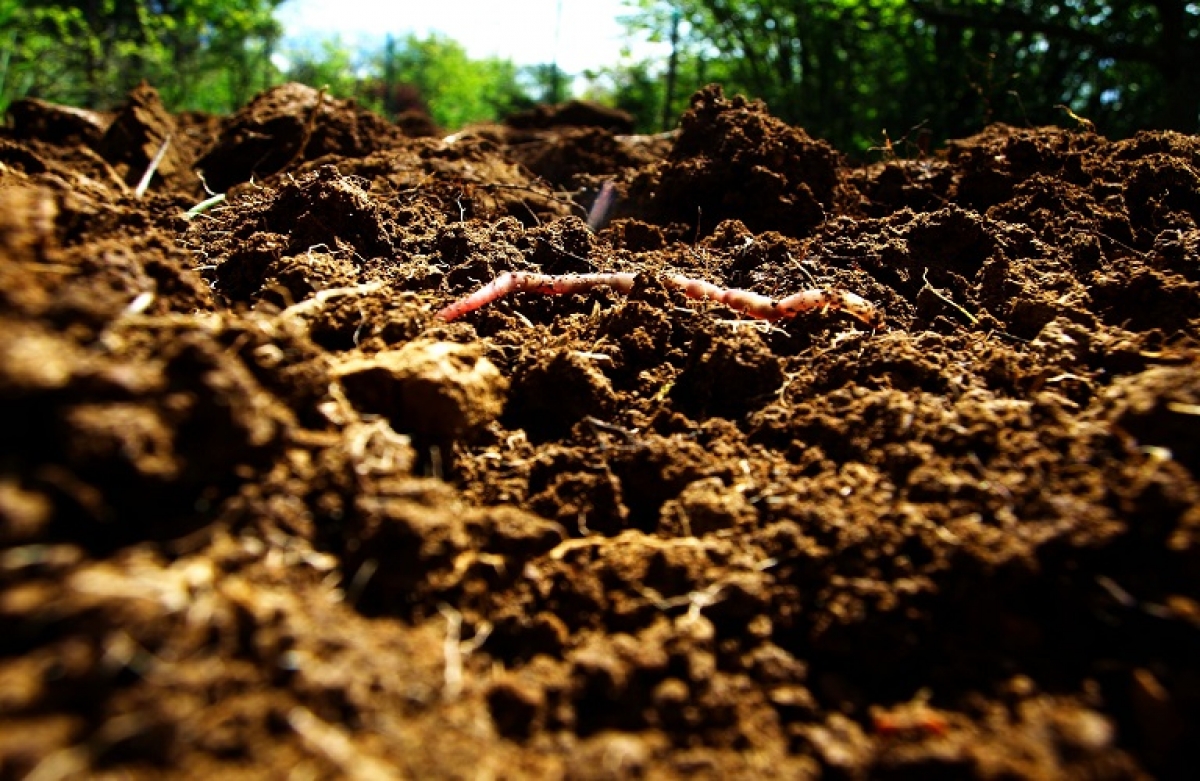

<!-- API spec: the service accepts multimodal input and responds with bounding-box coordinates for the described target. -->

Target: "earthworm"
[435,271,883,328]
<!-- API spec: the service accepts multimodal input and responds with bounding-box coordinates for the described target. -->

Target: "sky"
[276,0,647,74]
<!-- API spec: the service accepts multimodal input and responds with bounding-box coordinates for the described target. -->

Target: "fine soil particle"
[2,81,1198,779]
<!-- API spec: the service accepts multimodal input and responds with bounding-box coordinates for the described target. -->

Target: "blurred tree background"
[1,0,285,112]
[2,0,1197,155]
[606,0,1200,151]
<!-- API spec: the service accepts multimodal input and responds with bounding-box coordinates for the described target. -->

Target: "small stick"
[278,281,385,319]
[135,134,172,198]
[436,271,883,328]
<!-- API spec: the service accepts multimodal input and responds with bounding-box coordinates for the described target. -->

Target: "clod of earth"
[335,339,507,442]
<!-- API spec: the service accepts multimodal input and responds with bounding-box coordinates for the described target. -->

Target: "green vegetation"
[2,0,283,112]
[609,0,1200,151]
[0,1,549,129]
[279,33,544,128]
[373,33,536,128]
[2,1,1196,152]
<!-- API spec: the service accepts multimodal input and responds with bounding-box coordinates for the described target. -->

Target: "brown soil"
[2,82,1199,779]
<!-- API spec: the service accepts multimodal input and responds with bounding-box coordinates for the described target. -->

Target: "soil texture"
[2,82,1199,779]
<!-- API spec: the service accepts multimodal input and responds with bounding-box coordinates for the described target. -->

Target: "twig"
[287,707,401,781]
[437,603,491,700]
[277,281,385,319]
[123,291,156,316]
[439,604,464,700]
[134,134,172,198]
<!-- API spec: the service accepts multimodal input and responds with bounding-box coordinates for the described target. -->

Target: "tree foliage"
[376,33,534,129]
[581,56,669,133]
[2,0,283,113]
[3,0,1195,150]
[278,35,369,108]
[277,33,540,129]
[617,0,1199,154]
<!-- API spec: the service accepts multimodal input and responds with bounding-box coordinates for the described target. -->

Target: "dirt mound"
[196,82,411,192]
[1,82,1198,779]
[627,85,846,237]
[506,99,635,133]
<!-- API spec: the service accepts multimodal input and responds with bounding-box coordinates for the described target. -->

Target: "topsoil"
[1,81,1199,780]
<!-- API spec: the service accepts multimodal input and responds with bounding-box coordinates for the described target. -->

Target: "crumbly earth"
[1,82,1198,779]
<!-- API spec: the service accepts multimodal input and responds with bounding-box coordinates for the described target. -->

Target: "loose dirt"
[1,82,1198,779]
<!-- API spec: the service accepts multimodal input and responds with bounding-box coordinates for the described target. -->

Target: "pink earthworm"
[435,271,883,329]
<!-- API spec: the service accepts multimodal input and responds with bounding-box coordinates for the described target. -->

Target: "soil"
[2,81,1199,779]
